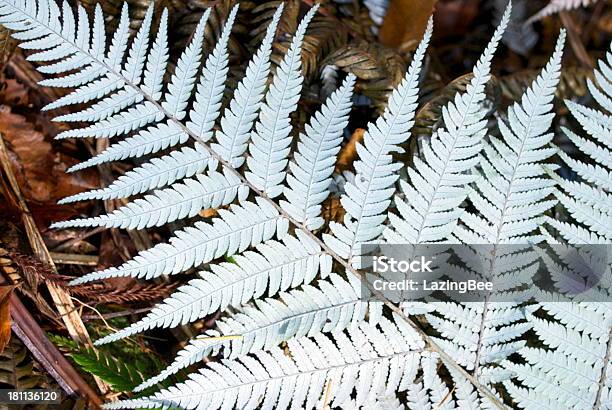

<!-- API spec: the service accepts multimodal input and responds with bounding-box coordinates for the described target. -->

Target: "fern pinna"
[0,0,609,408]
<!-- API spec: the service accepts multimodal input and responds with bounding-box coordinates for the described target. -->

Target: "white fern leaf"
[323,18,433,265]
[406,353,457,409]
[544,218,608,244]
[102,317,424,410]
[140,8,168,100]
[551,44,612,241]
[245,5,317,198]
[0,1,122,112]
[43,74,125,111]
[527,0,598,24]
[53,88,143,123]
[38,60,104,86]
[566,100,611,148]
[161,8,210,119]
[459,31,566,244]
[562,127,611,168]
[90,231,330,348]
[130,272,381,391]
[65,120,189,172]
[503,47,612,407]
[384,5,510,245]
[504,303,612,409]
[105,2,129,70]
[52,169,247,229]
[186,5,236,141]
[54,100,162,139]
[554,190,611,239]
[60,145,211,203]
[553,178,612,215]
[49,4,153,122]
[211,4,283,168]
[281,74,355,230]
[428,31,567,385]
[69,199,288,284]
[558,152,612,192]
[121,3,152,83]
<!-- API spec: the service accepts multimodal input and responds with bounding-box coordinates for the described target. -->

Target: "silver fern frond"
[69,199,287,284]
[53,169,247,229]
[92,231,330,345]
[281,74,355,230]
[131,272,381,391]
[102,317,424,410]
[245,5,317,198]
[428,31,567,387]
[547,43,612,242]
[384,3,511,246]
[324,17,433,266]
[211,5,283,168]
[503,44,612,410]
[5,0,607,407]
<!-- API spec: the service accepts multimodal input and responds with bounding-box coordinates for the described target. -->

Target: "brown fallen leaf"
[379,0,438,50]
[0,78,28,106]
[321,196,345,224]
[0,284,15,354]
[0,106,98,204]
[335,128,365,173]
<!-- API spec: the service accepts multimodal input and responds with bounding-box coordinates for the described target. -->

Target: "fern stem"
[594,328,612,409]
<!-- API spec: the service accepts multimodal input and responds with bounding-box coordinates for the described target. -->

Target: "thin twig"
[81,307,152,321]
[1,274,102,408]
[50,252,99,266]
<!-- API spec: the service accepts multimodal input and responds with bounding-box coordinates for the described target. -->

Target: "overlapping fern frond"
[104,317,424,410]
[384,4,511,247]
[503,42,612,410]
[323,18,432,266]
[426,30,567,387]
[547,43,612,243]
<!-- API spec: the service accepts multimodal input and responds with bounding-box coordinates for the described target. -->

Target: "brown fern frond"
[71,282,178,305]
[499,66,593,101]
[323,41,406,108]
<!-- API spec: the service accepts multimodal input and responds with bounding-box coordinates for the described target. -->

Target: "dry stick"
[0,134,111,394]
[49,252,99,266]
[20,8,506,408]
[6,287,102,408]
[81,307,152,321]
[594,328,612,410]
[52,226,106,252]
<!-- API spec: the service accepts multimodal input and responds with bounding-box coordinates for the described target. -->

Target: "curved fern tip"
[67,278,84,286]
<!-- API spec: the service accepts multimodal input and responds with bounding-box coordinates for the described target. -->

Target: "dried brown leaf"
[0,106,97,204]
[379,0,437,49]
[0,285,14,353]
[335,128,365,173]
